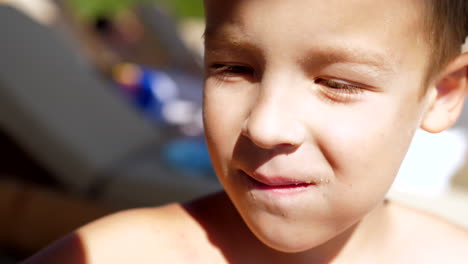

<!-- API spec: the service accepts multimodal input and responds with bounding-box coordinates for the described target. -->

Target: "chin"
[242,211,340,253]
[263,239,319,253]
[255,227,333,253]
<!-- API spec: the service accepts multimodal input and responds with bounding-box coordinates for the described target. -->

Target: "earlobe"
[420,87,447,133]
[420,53,468,133]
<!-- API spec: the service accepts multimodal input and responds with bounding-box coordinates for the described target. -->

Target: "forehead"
[205,0,430,80]
[205,0,425,35]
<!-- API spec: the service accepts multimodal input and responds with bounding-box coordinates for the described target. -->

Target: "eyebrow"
[204,33,264,62]
[305,46,397,74]
[204,29,256,50]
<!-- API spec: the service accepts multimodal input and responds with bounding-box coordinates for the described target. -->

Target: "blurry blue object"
[113,63,204,135]
[134,68,166,122]
[162,138,215,178]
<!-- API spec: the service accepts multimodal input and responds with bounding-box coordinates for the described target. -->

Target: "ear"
[421,53,468,133]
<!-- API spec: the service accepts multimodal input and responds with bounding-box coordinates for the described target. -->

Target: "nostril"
[276,143,300,153]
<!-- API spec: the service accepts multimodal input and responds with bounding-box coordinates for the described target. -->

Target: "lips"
[242,170,317,190]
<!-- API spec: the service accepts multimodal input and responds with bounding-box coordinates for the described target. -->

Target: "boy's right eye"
[208,64,255,80]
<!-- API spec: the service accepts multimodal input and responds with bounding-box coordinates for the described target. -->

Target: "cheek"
[320,96,423,197]
[302,97,425,233]
[203,84,251,174]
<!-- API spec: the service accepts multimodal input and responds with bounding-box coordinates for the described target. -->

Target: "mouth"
[241,170,317,191]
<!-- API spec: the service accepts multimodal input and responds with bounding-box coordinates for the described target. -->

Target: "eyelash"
[209,64,254,79]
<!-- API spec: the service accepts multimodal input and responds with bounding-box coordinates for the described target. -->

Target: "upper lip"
[242,170,316,186]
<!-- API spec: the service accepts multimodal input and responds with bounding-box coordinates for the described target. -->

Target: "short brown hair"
[426,0,468,78]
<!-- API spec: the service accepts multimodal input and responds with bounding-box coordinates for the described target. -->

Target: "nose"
[241,87,306,150]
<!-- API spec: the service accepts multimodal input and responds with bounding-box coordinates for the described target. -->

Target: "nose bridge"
[243,72,305,149]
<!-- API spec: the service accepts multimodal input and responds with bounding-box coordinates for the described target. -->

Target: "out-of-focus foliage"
[158,0,204,20]
[67,0,204,20]
[67,0,138,18]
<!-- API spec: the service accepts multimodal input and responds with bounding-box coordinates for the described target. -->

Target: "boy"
[24,0,468,263]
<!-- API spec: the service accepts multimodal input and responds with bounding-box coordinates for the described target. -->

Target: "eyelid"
[209,63,253,74]
[318,76,372,88]
[315,77,366,103]
[317,66,384,89]
[211,63,247,71]
[207,63,255,82]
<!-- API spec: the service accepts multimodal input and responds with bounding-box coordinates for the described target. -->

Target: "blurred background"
[0,0,467,262]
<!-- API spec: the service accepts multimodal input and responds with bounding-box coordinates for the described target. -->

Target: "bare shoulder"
[387,201,468,263]
[77,203,197,259]
[24,193,229,264]
[79,202,193,241]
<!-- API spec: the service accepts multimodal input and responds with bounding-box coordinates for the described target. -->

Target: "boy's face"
[203,0,433,252]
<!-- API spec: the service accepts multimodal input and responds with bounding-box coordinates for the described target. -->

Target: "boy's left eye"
[315,78,362,91]
[315,78,365,102]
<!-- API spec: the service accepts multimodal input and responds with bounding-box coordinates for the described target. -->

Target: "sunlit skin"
[203,0,446,255]
[22,0,468,263]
